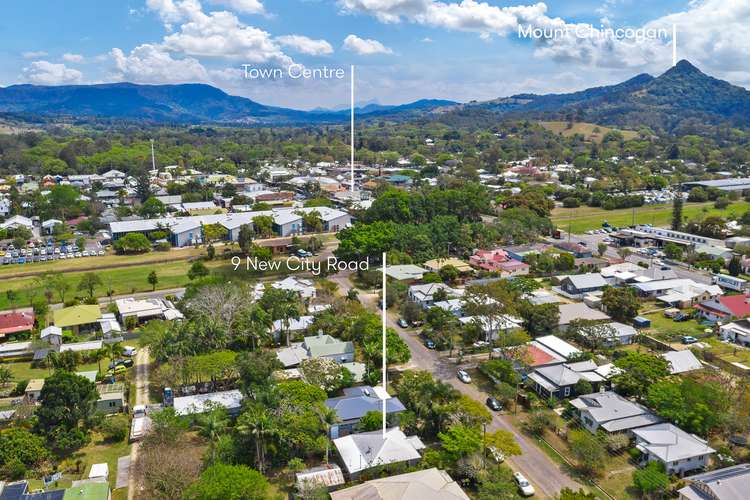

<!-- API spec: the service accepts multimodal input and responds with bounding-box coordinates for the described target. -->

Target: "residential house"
[272,276,316,300]
[576,322,637,347]
[422,258,473,274]
[24,379,44,403]
[678,463,750,500]
[0,308,34,340]
[271,315,314,340]
[695,294,750,322]
[558,273,608,297]
[333,427,425,478]
[528,358,612,399]
[0,215,33,232]
[115,297,184,323]
[53,305,102,334]
[383,264,429,283]
[558,303,611,331]
[408,283,460,309]
[469,248,529,277]
[96,383,125,415]
[719,319,750,346]
[330,468,470,500]
[662,350,703,375]
[173,389,244,416]
[325,386,406,438]
[276,333,355,368]
[553,241,592,258]
[633,423,715,476]
[631,279,722,308]
[570,391,662,435]
[458,315,523,342]
[534,335,581,360]
[694,244,734,263]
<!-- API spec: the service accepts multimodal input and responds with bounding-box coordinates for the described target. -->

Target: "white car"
[457,370,472,384]
[487,445,505,463]
[123,346,137,357]
[513,472,535,496]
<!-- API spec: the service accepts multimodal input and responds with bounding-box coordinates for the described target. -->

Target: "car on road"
[682,335,698,344]
[457,370,471,383]
[424,339,436,349]
[397,318,409,328]
[485,397,502,411]
[513,472,535,496]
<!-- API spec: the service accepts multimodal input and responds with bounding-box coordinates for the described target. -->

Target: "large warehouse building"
[110,206,351,247]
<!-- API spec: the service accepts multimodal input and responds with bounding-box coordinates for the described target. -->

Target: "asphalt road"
[329,272,583,499]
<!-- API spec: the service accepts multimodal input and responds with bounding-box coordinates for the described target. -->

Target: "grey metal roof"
[571,391,653,424]
[561,273,607,290]
[325,386,406,421]
[634,423,715,463]
[679,464,750,500]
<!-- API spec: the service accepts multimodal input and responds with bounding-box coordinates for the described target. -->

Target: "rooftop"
[53,305,102,328]
[634,423,715,463]
[330,468,469,500]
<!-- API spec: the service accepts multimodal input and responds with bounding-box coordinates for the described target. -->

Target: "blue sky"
[0,0,746,109]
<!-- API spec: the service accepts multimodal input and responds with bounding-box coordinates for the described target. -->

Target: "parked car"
[681,335,698,344]
[674,313,691,322]
[397,318,409,328]
[486,397,502,411]
[457,370,472,383]
[424,339,436,349]
[513,472,535,496]
[123,346,137,357]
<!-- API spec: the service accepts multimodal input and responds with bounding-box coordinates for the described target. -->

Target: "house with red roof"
[0,308,35,339]
[469,248,529,277]
[695,294,750,322]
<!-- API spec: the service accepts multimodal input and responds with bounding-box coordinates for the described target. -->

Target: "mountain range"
[0,60,748,131]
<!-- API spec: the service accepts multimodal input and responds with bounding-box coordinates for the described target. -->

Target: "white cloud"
[22,51,48,59]
[343,34,393,55]
[22,61,83,85]
[208,0,265,14]
[62,53,85,63]
[110,44,209,83]
[146,0,203,29]
[276,35,334,55]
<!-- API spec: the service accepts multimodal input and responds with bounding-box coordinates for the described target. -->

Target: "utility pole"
[150,139,156,172]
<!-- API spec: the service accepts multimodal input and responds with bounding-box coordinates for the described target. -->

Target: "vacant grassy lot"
[2,361,101,381]
[539,121,638,142]
[552,201,750,233]
[642,313,708,342]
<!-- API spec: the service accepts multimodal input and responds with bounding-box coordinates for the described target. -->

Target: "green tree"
[203,223,228,243]
[671,192,684,230]
[113,233,151,254]
[558,488,597,500]
[35,371,98,452]
[184,464,270,500]
[78,272,102,299]
[438,424,483,460]
[193,405,229,465]
[0,428,49,471]
[252,215,274,238]
[238,224,253,254]
[728,255,742,277]
[663,243,683,260]
[188,261,210,280]
[568,429,606,477]
[147,270,159,291]
[519,302,560,336]
[632,461,669,498]
[613,352,670,400]
[601,286,639,322]
[140,197,166,218]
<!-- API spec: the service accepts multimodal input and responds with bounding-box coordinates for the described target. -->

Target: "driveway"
[329,272,583,498]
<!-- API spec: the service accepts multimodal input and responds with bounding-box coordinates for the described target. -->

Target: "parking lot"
[0,240,106,265]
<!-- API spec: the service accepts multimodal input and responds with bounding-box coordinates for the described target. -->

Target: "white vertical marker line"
[382,251,387,438]
[672,24,677,66]
[350,65,355,192]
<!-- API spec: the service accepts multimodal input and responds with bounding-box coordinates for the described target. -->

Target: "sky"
[0,0,748,109]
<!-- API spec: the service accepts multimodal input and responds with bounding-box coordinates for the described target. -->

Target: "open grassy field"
[3,361,101,381]
[552,200,750,233]
[539,121,639,142]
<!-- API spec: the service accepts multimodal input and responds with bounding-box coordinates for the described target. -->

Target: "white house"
[272,276,316,300]
[633,423,715,476]
[570,391,662,435]
[661,350,703,375]
[333,427,425,478]
[408,283,460,309]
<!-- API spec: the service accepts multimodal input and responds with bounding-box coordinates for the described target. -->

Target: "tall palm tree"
[279,300,301,347]
[93,347,108,374]
[107,342,124,368]
[236,406,276,473]
[314,406,339,464]
[193,405,228,464]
